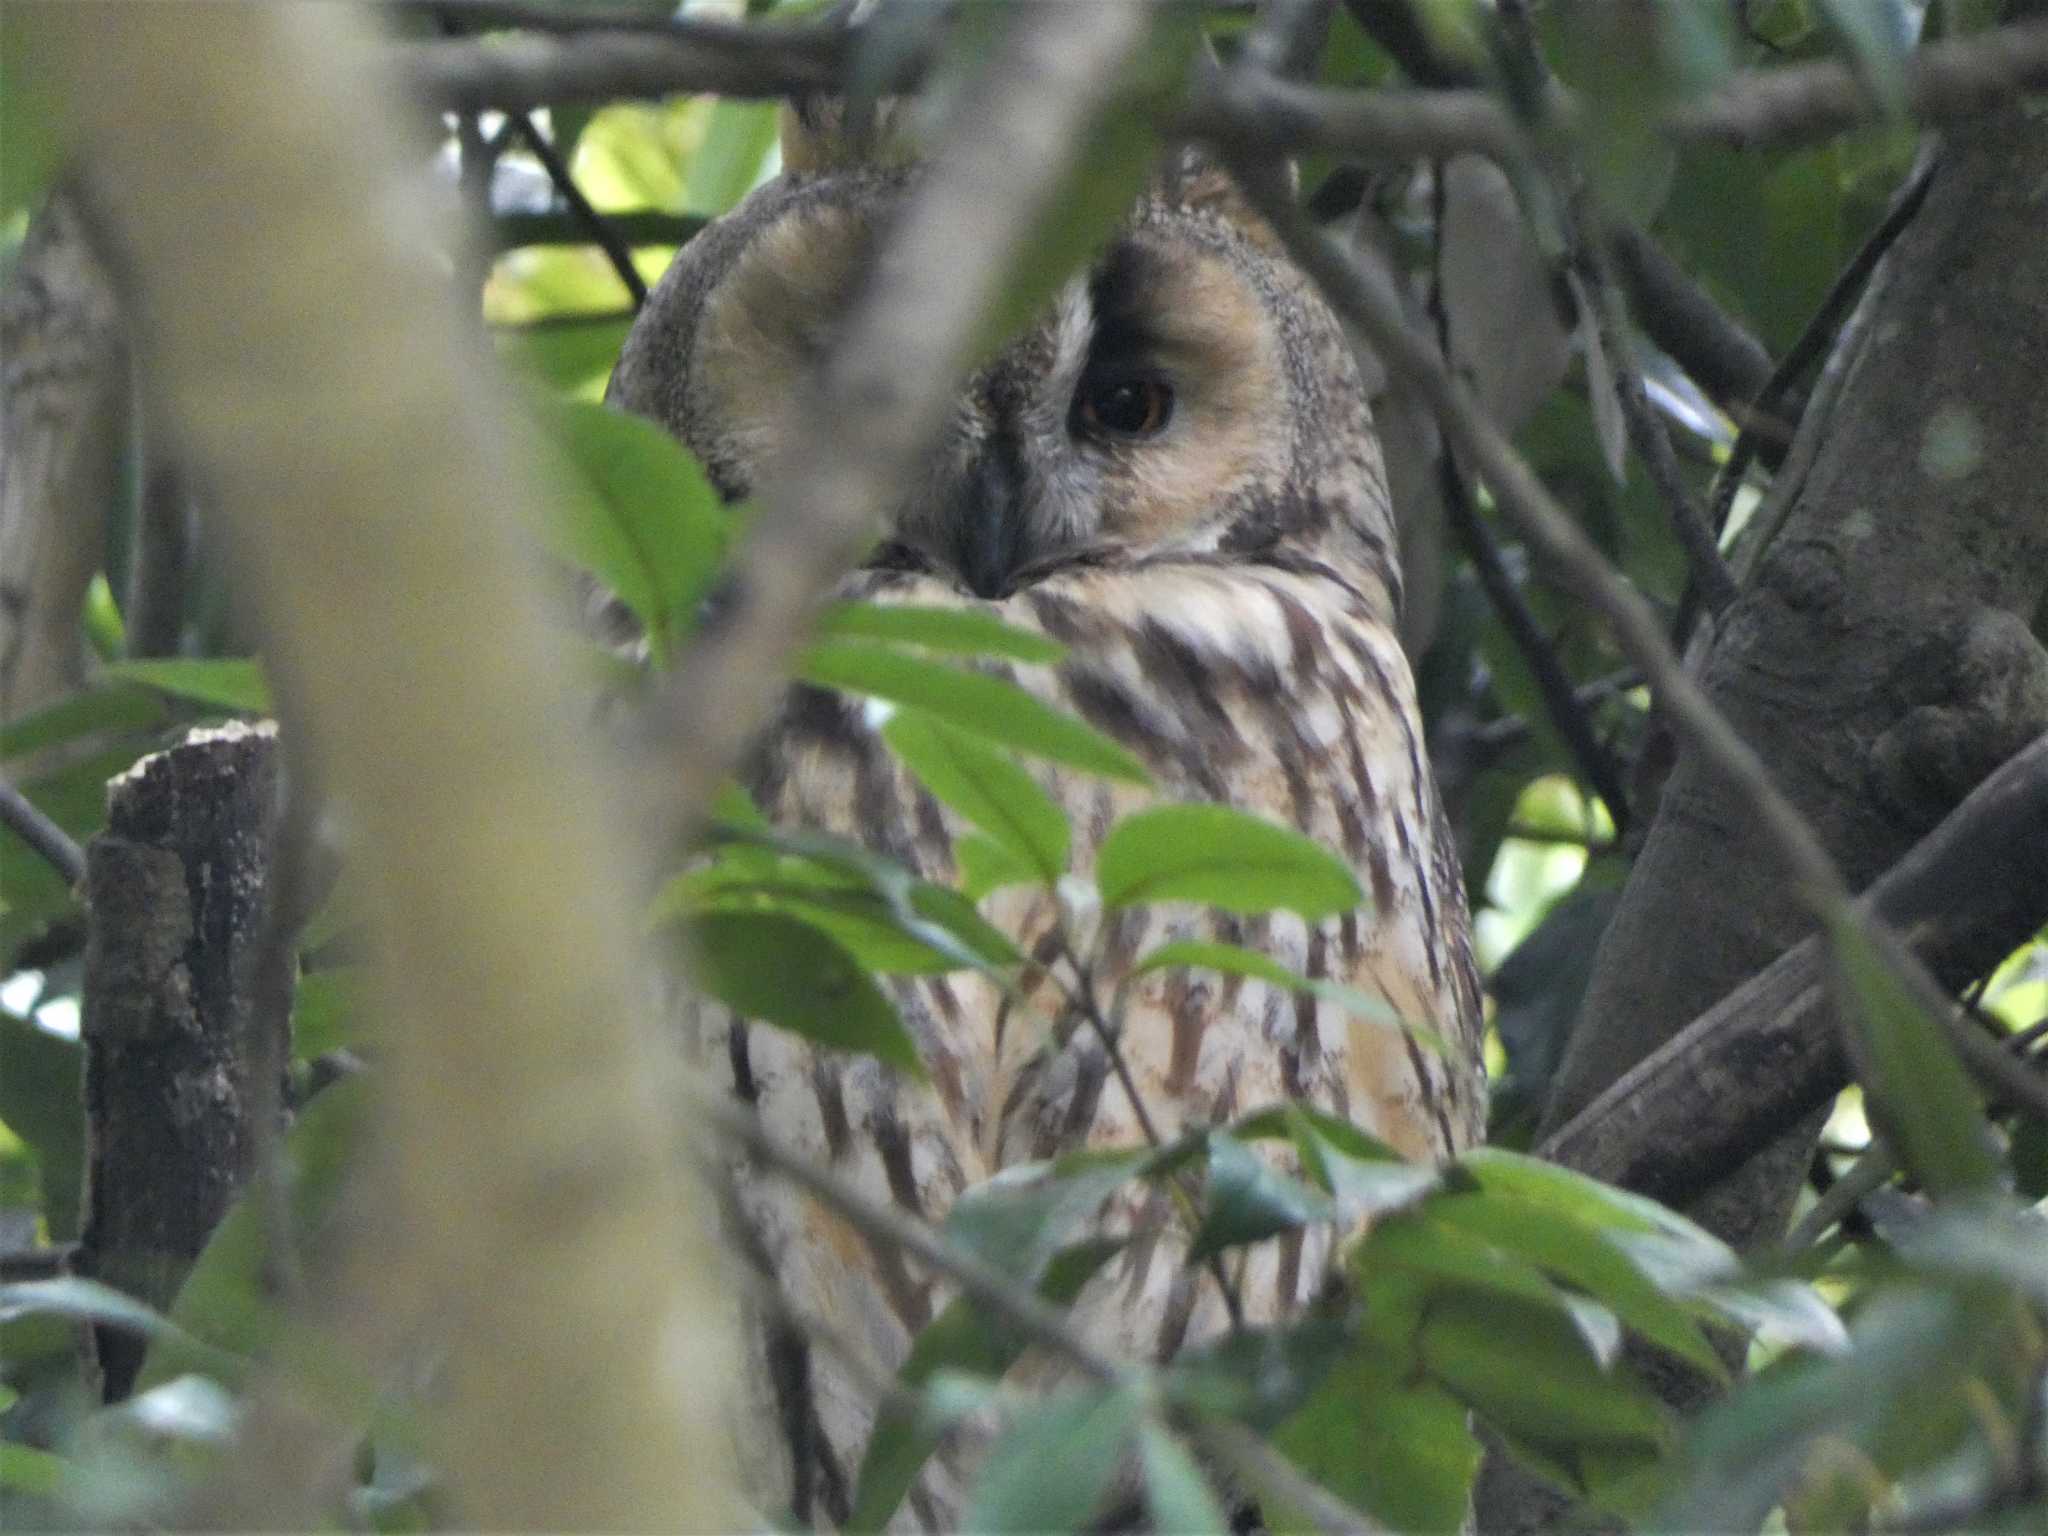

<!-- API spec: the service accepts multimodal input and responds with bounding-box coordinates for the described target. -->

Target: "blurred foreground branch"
[44,4,739,1529]
[397,12,2048,158]
[634,1,1162,840]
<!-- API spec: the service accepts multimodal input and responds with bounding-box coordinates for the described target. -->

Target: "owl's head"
[610,140,1396,603]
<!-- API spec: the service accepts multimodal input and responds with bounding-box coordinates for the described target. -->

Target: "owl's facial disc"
[671,190,1297,599]
[910,229,1295,598]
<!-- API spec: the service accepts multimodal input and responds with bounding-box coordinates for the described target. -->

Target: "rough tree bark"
[1543,92,2048,1252]
[79,722,280,1400]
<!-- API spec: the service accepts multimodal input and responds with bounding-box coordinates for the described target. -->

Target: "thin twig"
[1784,1141,1895,1252]
[1218,148,1848,907]
[0,776,85,888]
[706,1093,1126,1387]
[707,1092,1384,1536]
[1425,170,1633,834]
[1053,928,1248,1333]
[510,113,648,307]
[1572,232,1739,614]
[485,209,705,252]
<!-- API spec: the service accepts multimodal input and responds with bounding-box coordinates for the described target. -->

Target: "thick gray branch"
[1541,731,2048,1208]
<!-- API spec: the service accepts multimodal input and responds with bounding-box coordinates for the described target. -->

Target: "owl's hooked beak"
[952,434,1031,601]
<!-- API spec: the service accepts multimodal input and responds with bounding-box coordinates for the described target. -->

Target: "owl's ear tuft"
[779,95,920,174]
[1155,146,1290,252]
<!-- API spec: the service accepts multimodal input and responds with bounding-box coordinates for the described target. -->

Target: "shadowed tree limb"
[1540,731,2048,1210]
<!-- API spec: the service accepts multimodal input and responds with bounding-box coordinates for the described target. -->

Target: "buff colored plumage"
[611,141,1483,1530]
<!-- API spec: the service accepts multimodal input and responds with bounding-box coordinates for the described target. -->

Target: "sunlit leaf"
[800,639,1148,784]
[882,710,1068,882]
[963,1383,1143,1536]
[102,658,271,715]
[682,911,924,1077]
[1830,913,2001,1198]
[290,968,363,1061]
[955,831,1037,899]
[1096,806,1362,919]
[816,602,1065,664]
[542,399,732,659]
[682,99,779,216]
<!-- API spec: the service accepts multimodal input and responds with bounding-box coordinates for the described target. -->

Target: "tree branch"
[0,774,86,888]
[1538,731,2048,1211]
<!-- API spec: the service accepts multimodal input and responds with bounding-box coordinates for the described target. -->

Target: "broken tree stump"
[78,720,280,1398]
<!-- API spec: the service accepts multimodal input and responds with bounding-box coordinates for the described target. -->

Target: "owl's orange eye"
[1074,374,1173,440]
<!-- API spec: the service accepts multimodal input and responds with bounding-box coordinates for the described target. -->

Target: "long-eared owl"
[610,113,1485,1529]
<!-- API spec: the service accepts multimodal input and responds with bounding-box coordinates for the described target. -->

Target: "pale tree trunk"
[38,4,741,1530]
[0,184,123,731]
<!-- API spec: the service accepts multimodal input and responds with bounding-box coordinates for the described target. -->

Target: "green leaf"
[816,602,1066,664]
[1132,940,1439,1052]
[139,1076,371,1390]
[848,1238,1120,1534]
[1096,806,1362,919]
[0,11,56,225]
[943,1146,1160,1277]
[0,1009,82,1240]
[0,1278,243,1383]
[800,640,1149,785]
[496,313,633,394]
[0,1441,65,1498]
[542,400,732,659]
[668,824,1022,975]
[963,1384,1143,1536]
[1428,1191,1725,1379]
[1420,1292,1668,1453]
[101,658,271,715]
[290,968,363,1061]
[682,911,925,1077]
[1830,913,2002,1198]
[1162,1317,1351,1433]
[1188,1131,1335,1262]
[1139,1423,1229,1536]
[1270,1326,1480,1534]
[955,832,1037,899]
[682,99,780,215]
[1819,0,1914,114]
[1235,1103,1442,1219]
[882,711,1068,882]
[0,682,166,760]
